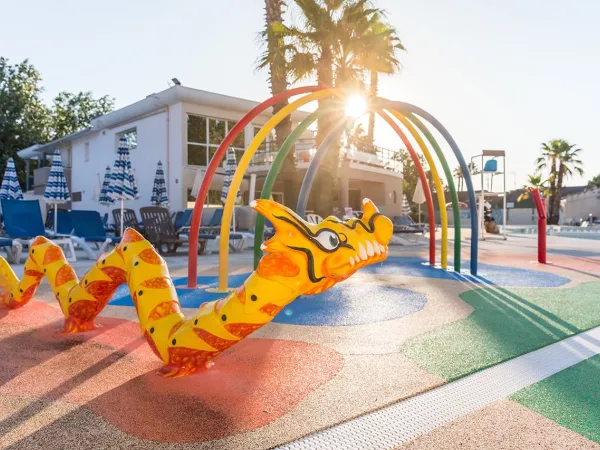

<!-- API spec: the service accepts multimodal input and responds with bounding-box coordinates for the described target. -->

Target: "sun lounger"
[1,200,77,261]
[112,208,143,237]
[69,210,121,257]
[179,208,248,252]
[140,207,188,255]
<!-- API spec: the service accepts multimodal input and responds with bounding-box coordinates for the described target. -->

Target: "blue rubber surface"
[360,257,570,287]
[273,283,427,326]
[108,257,570,326]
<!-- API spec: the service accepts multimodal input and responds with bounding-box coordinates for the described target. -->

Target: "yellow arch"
[387,110,448,268]
[216,88,338,291]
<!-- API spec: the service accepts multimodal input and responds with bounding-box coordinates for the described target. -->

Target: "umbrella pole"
[54,204,58,235]
[418,204,421,223]
[120,199,124,236]
[233,207,236,233]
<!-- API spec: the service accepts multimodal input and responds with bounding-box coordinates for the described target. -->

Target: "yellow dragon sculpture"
[0,199,392,377]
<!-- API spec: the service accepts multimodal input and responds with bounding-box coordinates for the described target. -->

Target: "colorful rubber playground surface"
[1,232,600,449]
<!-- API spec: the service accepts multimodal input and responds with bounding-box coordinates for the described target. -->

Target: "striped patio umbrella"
[44,150,71,234]
[0,157,24,200]
[98,166,114,206]
[108,137,139,235]
[402,194,411,216]
[151,161,168,207]
[221,148,241,231]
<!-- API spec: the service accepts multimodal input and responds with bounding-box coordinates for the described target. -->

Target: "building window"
[118,128,137,150]
[84,142,90,162]
[187,188,222,206]
[187,115,244,166]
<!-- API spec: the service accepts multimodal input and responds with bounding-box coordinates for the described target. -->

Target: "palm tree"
[453,166,463,191]
[361,12,405,147]
[273,0,403,215]
[537,139,583,224]
[257,0,297,208]
[517,173,550,202]
[536,140,561,222]
[553,142,583,223]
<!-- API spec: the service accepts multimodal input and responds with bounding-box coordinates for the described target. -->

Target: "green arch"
[253,110,323,267]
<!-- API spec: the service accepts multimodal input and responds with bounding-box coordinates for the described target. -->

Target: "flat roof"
[18,85,312,159]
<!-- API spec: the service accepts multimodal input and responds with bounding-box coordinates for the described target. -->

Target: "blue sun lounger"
[1,200,77,261]
[69,210,121,257]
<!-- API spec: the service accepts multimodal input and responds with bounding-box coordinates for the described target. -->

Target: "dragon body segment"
[0,199,393,377]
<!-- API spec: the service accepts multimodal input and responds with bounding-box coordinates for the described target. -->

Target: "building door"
[349,189,361,211]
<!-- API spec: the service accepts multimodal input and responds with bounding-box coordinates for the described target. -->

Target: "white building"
[18,85,404,221]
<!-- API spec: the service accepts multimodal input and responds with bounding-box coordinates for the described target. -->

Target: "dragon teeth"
[358,243,368,260]
[373,240,381,255]
[366,241,375,257]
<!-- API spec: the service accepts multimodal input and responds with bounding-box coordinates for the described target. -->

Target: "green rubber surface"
[401,282,600,381]
[511,354,600,443]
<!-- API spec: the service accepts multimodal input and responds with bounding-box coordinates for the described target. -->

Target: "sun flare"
[345,96,367,118]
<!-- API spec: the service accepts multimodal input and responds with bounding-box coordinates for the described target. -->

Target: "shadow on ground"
[401,279,600,381]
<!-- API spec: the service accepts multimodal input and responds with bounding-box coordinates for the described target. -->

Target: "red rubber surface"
[0,302,344,442]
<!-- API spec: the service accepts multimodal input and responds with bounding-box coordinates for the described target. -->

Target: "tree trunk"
[547,158,557,223]
[265,0,295,208]
[551,163,564,225]
[366,71,378,147]
[311,46,337,217]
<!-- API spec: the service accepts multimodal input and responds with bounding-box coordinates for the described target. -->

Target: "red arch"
[187,86,325,287]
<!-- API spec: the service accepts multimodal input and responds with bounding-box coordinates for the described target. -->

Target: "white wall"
[70,110,169,218]
[563,189,600,221]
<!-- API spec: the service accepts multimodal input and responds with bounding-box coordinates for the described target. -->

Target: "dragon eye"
[315,230,340,250]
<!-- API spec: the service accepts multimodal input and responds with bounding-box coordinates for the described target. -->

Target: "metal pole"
[54,204,58,235]
[503,155,508,239]
[120,199,124,236]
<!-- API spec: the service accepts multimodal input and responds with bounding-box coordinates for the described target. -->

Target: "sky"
[2,0,599,190]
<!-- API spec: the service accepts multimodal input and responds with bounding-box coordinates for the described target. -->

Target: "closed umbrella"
[150,161,168,207]
[98,166,114,229]
[98,166,114,206]
[221,148,241,232]
[0,157,24,200]
[402,194,411,216]
[191,167,204,201]
[413,179,426,223]
[43,150,71,235]
[108,137,139,235]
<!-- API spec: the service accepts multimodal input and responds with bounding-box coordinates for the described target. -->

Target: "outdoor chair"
[45,209,75,235]
[140,206,189,255]
[102,213,114,233]
[0,200,77,261]
[69,210,122,257]
[112,208,143,237]
[392,215,428,234]
[179,208,248,253]
[173,208,193,231]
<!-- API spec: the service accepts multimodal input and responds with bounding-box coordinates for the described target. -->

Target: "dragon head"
[252,198,393,295]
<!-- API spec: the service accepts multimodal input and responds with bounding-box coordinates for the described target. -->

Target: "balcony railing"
[248,139,403,174]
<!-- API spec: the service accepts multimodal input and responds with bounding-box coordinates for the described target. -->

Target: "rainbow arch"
[186,86,478,291]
